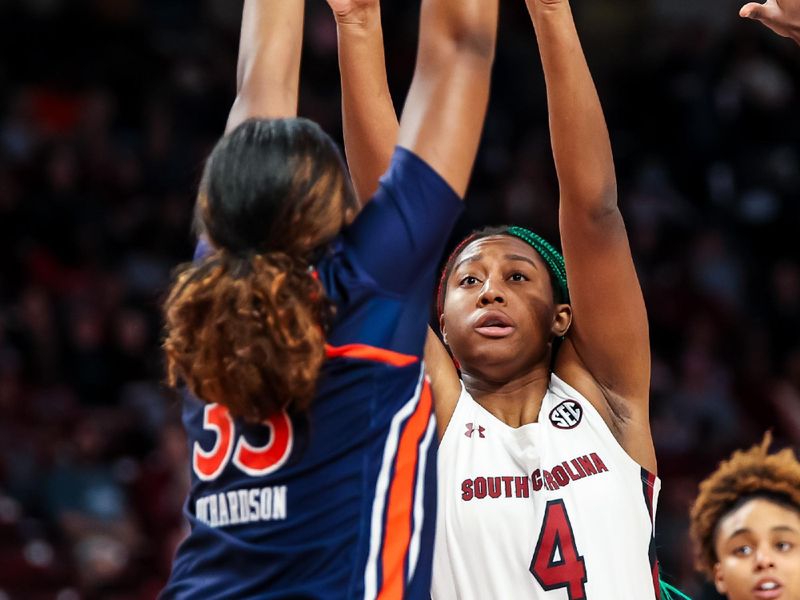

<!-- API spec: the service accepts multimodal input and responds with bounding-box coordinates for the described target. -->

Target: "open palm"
[741,0,800,43]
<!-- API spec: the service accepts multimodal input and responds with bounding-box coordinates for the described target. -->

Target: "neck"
[461,366,551,427]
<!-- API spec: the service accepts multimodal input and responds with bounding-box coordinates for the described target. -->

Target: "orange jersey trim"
[377,380,433,600]
[325,344,419,368]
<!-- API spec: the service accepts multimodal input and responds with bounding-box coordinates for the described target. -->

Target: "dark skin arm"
[396,0,499,199]
[330,0,499,199]
[330,0,499,417]
[327,0,399,203]
[329,0,499,434]
[527,0,656,472]
[225,0,305,134]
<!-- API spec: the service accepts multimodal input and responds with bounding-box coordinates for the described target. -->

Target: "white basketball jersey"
[432,374,660,600]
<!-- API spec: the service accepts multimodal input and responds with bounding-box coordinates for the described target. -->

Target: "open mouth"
[753,579,783,599]
[474,311,515,338]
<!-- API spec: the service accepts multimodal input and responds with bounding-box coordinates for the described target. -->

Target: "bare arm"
[397,0,499,198]
[225,0,305,134]
[425,328,462,439]
[741,0,800,43]
[328,0,399,202]
[528,2,651,424]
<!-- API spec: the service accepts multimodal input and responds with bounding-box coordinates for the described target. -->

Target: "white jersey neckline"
[457,372,580,433]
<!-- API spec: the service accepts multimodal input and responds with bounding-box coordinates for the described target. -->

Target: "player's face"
[713,498,800,600]
[441,236,570,382]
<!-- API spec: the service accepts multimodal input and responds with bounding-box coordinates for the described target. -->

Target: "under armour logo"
[465,423,485,438]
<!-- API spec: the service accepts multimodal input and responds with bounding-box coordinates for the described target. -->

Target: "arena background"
[0,0,798,598]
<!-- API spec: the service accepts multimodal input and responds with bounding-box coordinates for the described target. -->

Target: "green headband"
[506,226,570,303]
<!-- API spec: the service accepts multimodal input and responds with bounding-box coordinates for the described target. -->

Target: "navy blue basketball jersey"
[161,148,462,599]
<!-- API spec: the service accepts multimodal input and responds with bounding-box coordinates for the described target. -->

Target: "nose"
[478,278,506,306]
[754,546,776,571]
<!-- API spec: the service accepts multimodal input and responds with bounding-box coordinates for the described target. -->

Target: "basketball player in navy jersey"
[160,0,499,597]
[332,0,685,598]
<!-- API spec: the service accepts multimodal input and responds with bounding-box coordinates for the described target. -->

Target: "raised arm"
[397,0,499,198]
[327,0,398,202]
[528,1,652,453]
[225,0,305,133]
[741,0,800,43]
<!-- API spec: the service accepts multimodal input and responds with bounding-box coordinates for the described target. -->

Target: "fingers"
[740,2,766,19]
[739,0,783,24]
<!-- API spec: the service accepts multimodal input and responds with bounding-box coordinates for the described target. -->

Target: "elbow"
[587,187,620,223]
[594,183,619,216]
[562,183,620,223]
[426,12,497,65]
[449,26,496,62]
[421,29,496,76]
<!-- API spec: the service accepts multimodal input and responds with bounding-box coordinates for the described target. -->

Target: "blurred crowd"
[0,0,798,598]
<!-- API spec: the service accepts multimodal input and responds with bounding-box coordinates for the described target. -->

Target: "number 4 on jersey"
[530,499,588,600]
[193,403,293,481]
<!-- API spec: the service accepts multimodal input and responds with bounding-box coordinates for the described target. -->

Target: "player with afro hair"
[690,433,800,599]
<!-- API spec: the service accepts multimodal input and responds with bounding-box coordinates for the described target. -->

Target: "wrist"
[334,5,380,28]
[527,0,572,17]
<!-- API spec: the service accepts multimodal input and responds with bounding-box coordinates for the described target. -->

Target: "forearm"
[336,7,398,202]
[397,0,498,198]
[226,0,304,133]
[528,1,616,215]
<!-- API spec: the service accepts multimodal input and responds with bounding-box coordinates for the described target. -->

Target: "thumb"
[740,2,766,19]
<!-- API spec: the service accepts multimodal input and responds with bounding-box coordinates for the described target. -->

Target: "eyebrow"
[505,254,538,269]
[453,253,482,272]
[728,525,800,539]
[453,253,538,273]
[772,526,800,534]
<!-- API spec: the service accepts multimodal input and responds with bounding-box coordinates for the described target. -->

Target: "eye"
[509,272,528,282]
[733,545,753,557]
[776,541,794,552]
[459,275,480,286]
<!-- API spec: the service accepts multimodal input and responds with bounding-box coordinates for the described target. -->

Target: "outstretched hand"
[740,0,800,44]
[326,0,379,24]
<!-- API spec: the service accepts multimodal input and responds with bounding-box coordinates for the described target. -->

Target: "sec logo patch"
[549,400,583,430]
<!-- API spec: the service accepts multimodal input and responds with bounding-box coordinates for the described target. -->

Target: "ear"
[713,562,727,595]
[551,303,572,338]
[439,314,448,346]
[343,203,359,226]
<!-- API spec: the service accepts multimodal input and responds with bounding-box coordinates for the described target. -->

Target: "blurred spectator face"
[75,534,129,587]
[712,498,800,600]
[70,309,104,351]
[114,309,148,355]
[47,146,78,193]
[20,286,54,334]
[74,419,107,461]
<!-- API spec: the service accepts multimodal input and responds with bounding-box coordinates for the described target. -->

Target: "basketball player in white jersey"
[424,0,660,594]
[327,0,676,598]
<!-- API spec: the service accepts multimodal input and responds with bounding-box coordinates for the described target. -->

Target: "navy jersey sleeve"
[342,147,462,295]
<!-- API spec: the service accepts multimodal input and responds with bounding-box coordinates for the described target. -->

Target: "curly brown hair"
[689,432,800,579]
[163,118,355,422]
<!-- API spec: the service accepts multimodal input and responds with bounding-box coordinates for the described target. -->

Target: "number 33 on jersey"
[191,403,293,527]
[193,404,293,480]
